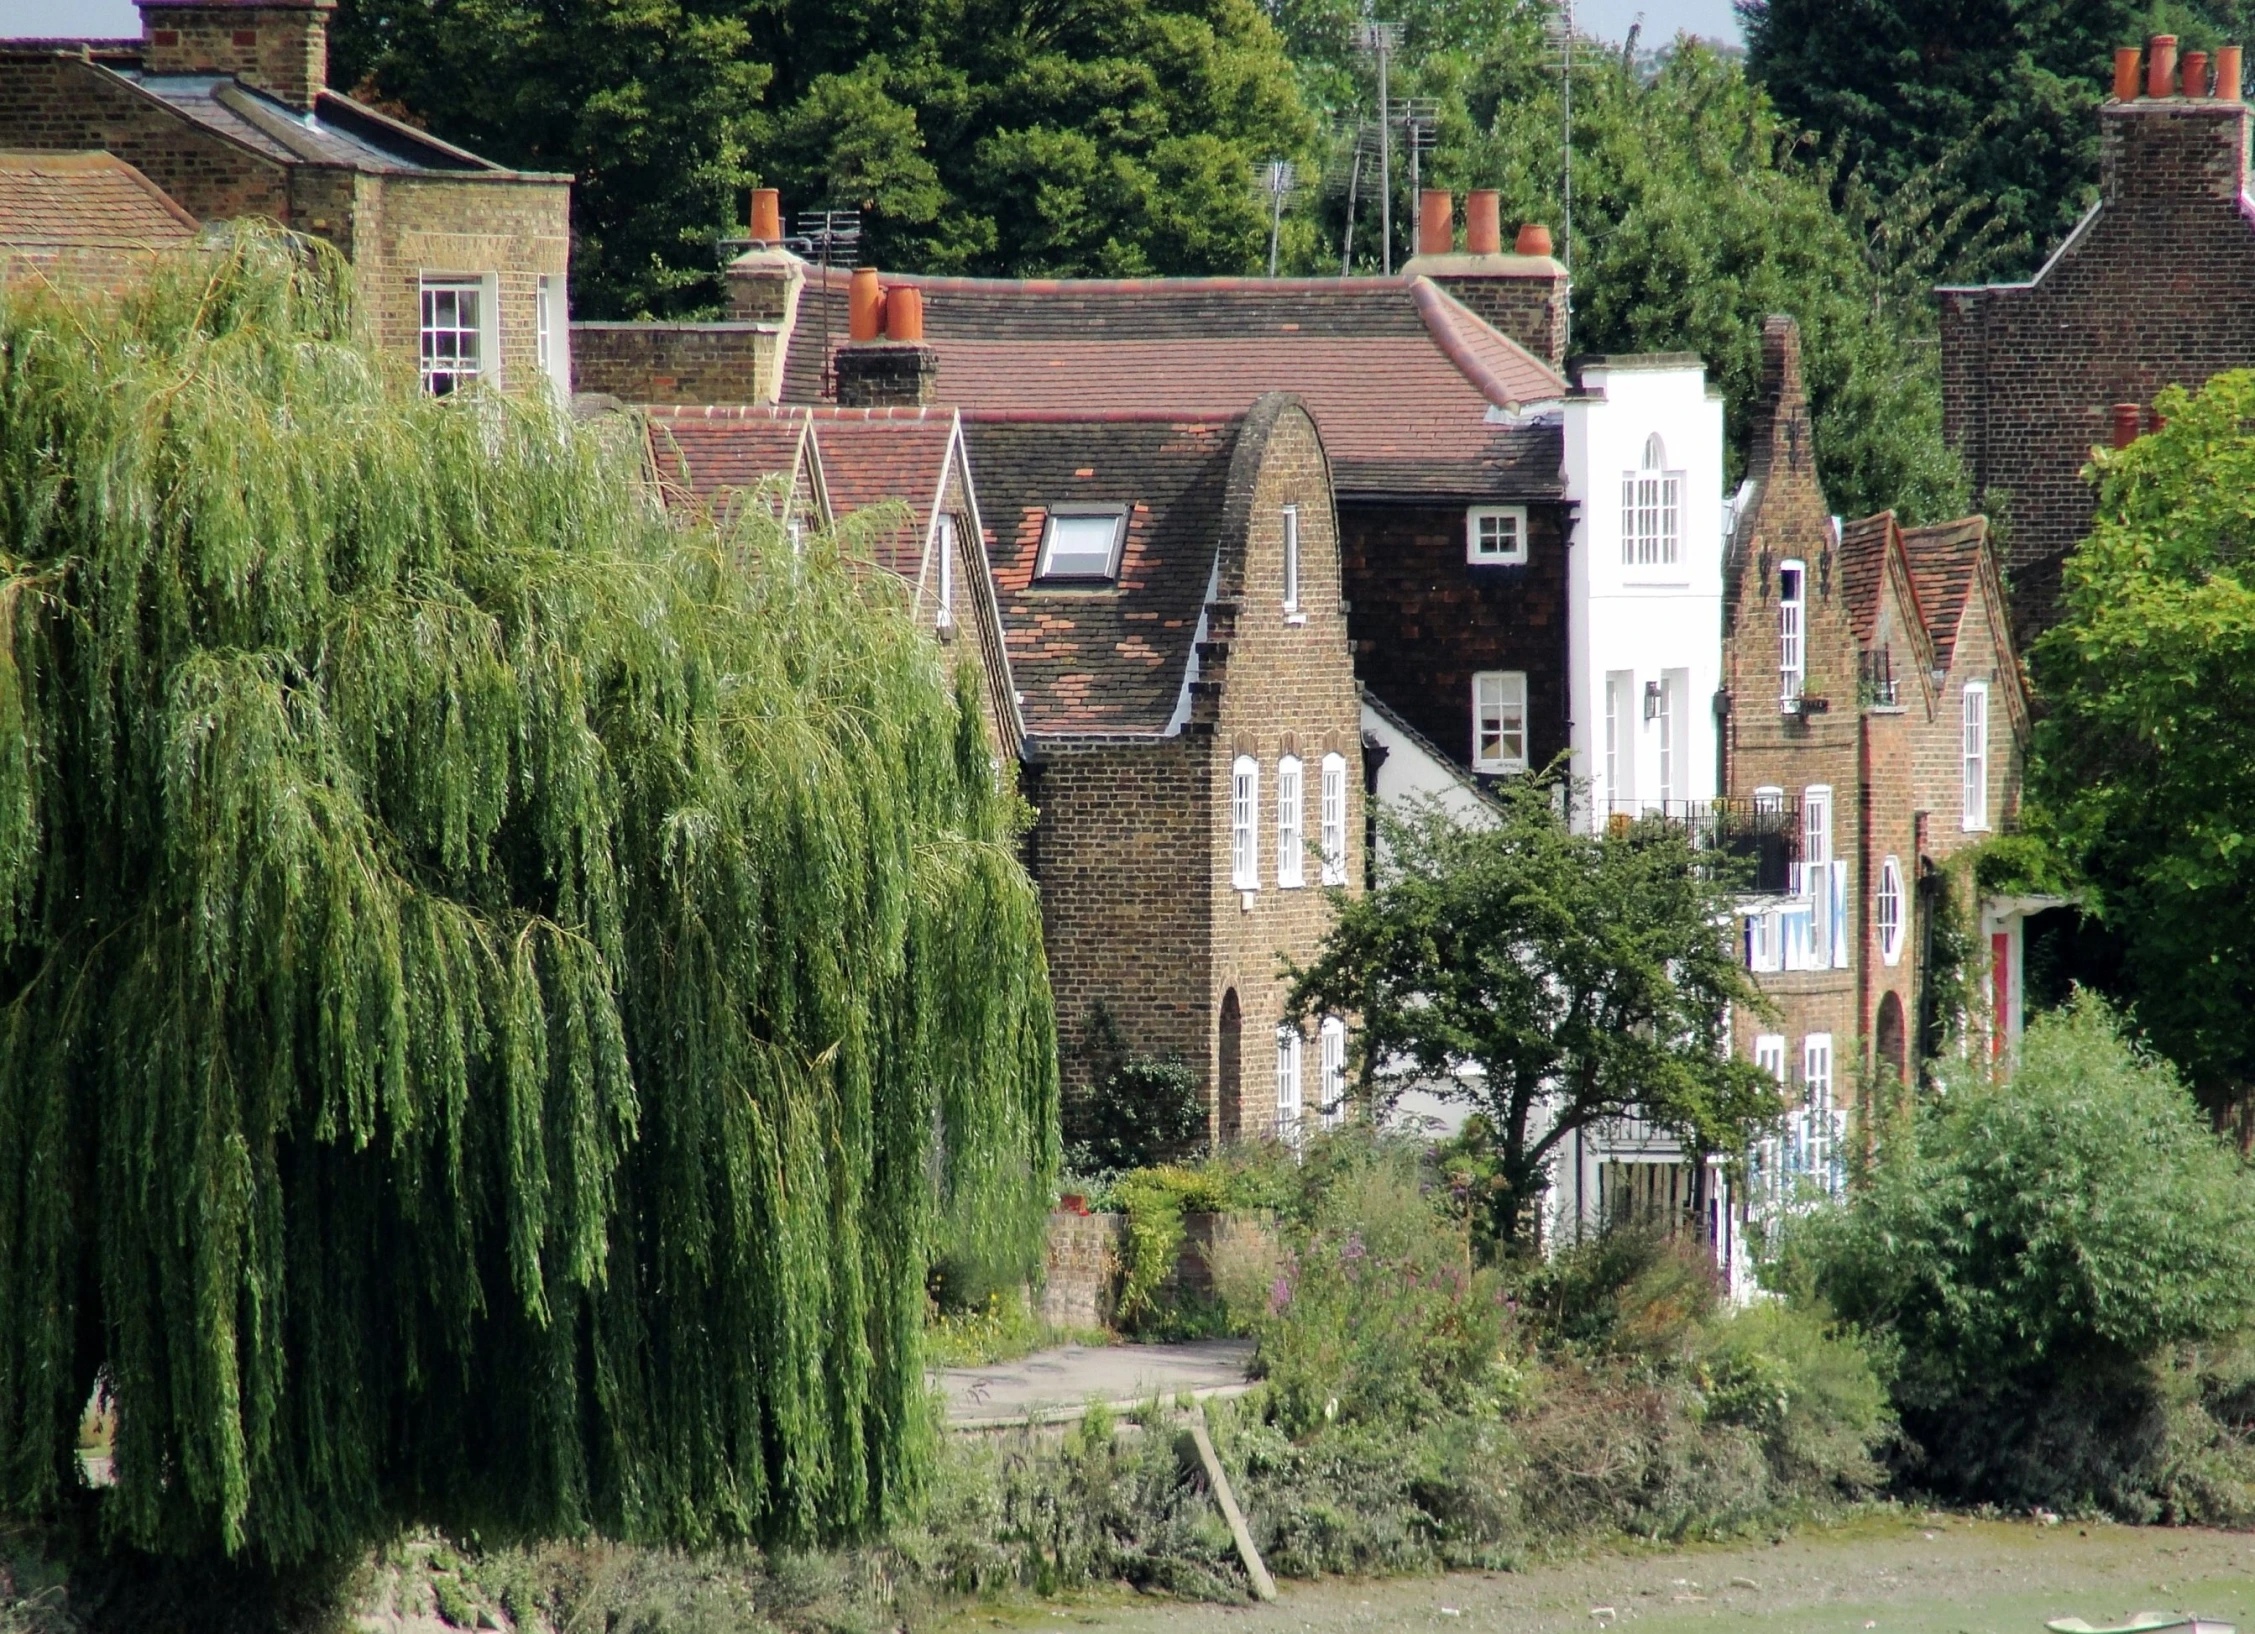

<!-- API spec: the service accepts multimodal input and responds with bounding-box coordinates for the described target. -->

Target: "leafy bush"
[1066,1004,1207,1173]
[1111,1167,1232,1333]
[1782,994,2255,1517]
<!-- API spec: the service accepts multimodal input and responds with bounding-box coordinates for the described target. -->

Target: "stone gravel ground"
[943,1513,2255,1634]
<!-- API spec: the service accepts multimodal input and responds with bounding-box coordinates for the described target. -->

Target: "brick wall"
[572,323,777,404]
[1342,498,1571,777]
[1940,97,2255,638]
[1207,403,1363,1145]
[1723,320,1870,1079]
[0,55,290,223]
[1040,1210,1124,1330]
[141,4,329,108]
[355,172,570,393]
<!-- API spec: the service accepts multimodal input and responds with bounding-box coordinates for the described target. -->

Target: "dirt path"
[938,1340,1256,1428]
[955,1515,2255,1634]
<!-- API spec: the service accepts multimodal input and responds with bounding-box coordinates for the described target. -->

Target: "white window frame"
[1276,755,1305,888]
[1318,1016,1347,1129]
[1282,505,1301,612]
[1466,505,1528,565]
[1754,1034,1787,1084]
[1778,559,1806,703]
[1621,433,1684,567]
[1231,755,1260,891]
[1276,1024,1303,1140]
[1605,670,1632,810]
[1798,1034,1838,1193]
[535,273,569,397]
[1472,670,1527,774]
[419,274,493,396]
[1319,752,1348,885]
[1035,507,1127,582]
[1800,784,1832,894]
[934,514,955,630]
[1962,681,1990,831]
[1656,673,1677,806]
[1878,854,1905,967]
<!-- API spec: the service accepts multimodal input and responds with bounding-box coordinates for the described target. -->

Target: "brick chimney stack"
[835,272,940,408]
[137,0,335,110]
[2101,33,2250,208]
[1400,187,1570,373]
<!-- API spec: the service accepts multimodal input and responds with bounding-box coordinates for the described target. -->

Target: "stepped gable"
[962,409,1243,737]
[780,269,1565,499]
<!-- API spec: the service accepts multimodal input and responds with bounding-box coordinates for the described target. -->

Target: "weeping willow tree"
[0,231,1056,1566]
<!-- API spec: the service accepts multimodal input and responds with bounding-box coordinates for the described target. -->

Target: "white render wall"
[1562,359,1726,824]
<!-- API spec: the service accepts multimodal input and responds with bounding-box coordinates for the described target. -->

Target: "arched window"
[1231,756,1259,890]
[1276,755,1305,887]
[1877,855,1905,966]
[1319,753,1349,884]
[1621,434,1684,566]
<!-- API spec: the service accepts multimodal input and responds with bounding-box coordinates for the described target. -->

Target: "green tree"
[329,0,772,320]
[332,0,1317,316]
[0,235,1056,1564]
[1742,0,2252,283]
[1782,995,2255,1514]
[2030,367,2255,1114]
[1285,785,1778,1252]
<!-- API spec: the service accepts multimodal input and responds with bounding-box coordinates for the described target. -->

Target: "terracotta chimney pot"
[883,284,923,342]
[1465,189,1503,255]
[1514,222,1554,257]
[2114,45,2143,101]
[848,267,883,343]
[2183,49,2210,96]
[749,187,782,242]
[2219,45,2243,102]
[2110,403,2143,449]
[2148,35,2179,99]
[1418,189,1454,256]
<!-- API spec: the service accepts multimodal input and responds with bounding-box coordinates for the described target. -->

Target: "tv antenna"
[1399,96,1439,233]
[1543,0,1576,350]
[1255,159,1299,276]
[1325,119,1383,275]
[796,209,860,400]
[1354,18,1401,273]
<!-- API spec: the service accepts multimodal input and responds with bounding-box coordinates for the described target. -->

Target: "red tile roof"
[776,268,1565,498]
[965,413,1245,737]
[1899,515,1990,671]
[644,405,814,531]
[0,150,197,248]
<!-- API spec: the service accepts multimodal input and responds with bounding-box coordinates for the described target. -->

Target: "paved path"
[938,1339,1256,1428]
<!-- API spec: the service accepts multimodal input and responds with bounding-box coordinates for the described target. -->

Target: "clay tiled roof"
[1899,515,1990,670]
[0,150,197,248]
[644,405,815,529]
[1837,512,1904,648]
[964,412,1241,737]
[806,409,960,580]
[778,269,1565,499]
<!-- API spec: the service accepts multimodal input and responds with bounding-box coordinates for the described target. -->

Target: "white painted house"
[1562,356,1727,824]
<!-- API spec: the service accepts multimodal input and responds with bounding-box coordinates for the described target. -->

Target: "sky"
[9,0,1742,45]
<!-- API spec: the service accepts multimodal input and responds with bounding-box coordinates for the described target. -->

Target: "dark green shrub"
[1783,993,2255,1518]
[1066,1004,1206,1173]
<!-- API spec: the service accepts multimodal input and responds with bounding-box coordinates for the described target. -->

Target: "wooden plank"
[1187,1415,1276,1602]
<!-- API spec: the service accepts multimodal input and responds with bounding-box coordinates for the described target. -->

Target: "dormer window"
[1621,434,1683,567]
[1467,506,1527,564]
[1035,506,1126,582]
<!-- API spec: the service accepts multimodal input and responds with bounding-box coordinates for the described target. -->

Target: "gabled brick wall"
[1939,52,2255,638]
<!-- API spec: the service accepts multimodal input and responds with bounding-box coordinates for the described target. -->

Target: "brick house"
[1,0,572,395]
[1721,317,2029,1234]
[641,190,1731,834]
[1939,34,2251,638]
[643,401,1022,763]
[965,396,1362,1143]
[0,149,196,288]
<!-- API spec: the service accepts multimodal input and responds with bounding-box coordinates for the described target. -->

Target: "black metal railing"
[1858,649,1898,709]
[1591,796,1802,894]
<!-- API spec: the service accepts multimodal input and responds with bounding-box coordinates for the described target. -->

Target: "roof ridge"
[795,264,1420,296]
[1409,278,1568,404]
[960,407,1248,425]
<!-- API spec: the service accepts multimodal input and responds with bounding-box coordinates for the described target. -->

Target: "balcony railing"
[1592,796,1803,895]
[1858,650,1899,709]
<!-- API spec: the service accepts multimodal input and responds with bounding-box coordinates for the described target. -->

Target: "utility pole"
[1549,0,1576,352]
[1340,138,1362,276]
[1259,159,1296,277]
[1357,20,1400,274]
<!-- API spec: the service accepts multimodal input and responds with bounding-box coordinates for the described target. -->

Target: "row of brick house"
[22,0,2210,1264]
